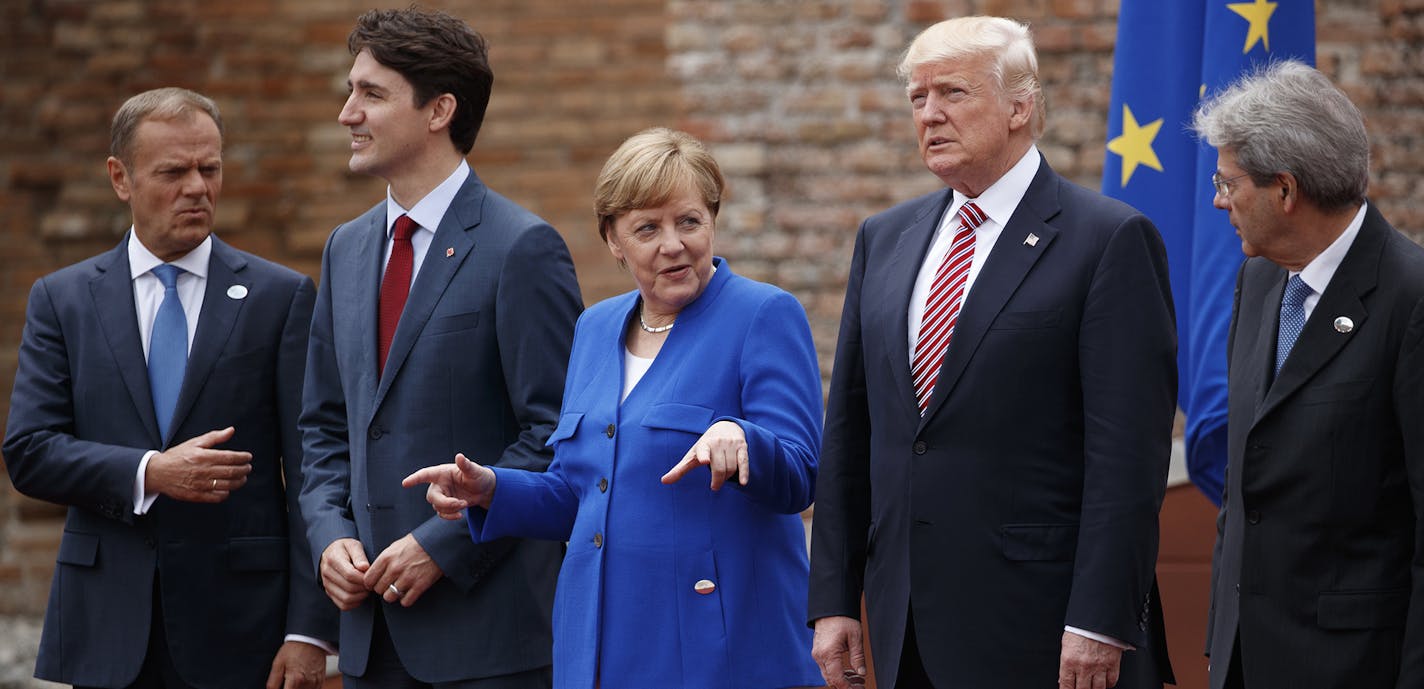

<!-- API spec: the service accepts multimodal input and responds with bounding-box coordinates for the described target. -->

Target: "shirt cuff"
[133,450,161,515]
[1064,625,1134,651]
[285,634,337,655]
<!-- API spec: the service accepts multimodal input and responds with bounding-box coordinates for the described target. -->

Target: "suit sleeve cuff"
[1064,625,1134,651]
[284,634,337,655]
[133,450,160,515]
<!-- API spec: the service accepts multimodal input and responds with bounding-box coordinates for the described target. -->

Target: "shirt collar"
[950,146,1040,227]
[385,160,470,237]
[128,230,213,280]
[1295,202,1367,293]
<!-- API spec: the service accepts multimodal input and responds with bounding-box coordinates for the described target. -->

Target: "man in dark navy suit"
[4,87,334,688]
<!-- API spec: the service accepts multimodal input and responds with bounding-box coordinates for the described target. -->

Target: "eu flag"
[1102,0,1315,505]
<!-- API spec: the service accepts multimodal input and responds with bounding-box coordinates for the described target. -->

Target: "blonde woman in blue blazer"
[406,128,823,689]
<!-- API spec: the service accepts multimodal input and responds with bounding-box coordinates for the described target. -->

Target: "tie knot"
[957,201,987,231]
[392,215,418,242]
[1283,274,1312,306]
[152,264,184,289]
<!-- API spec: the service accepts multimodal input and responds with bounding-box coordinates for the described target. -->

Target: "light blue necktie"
[148,264,188,441]
[1274,274,1311,375]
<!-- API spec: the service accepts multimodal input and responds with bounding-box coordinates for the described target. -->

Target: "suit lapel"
[167,238,248,445]
[373,176,486,410]
[89,238,162,446]
[880,190,953,414]
[920,161,1059,426]
[1246,271,1285,412]
[1257,210,1383,420]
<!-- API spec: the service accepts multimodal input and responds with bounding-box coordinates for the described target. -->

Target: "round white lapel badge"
[227,285,249,300]
[1333,316,1353,333]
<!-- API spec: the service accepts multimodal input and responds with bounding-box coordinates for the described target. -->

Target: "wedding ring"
[388,584,402,597]
[212,478,218,489]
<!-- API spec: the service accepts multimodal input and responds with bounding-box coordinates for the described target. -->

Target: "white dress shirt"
[1291,202,1366,319]
[382,160,471,284]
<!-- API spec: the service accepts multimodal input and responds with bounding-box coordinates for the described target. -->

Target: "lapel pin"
[226,285,248,300]
[1024,233,1039,247]
[446,247,455,257]
[1333,316,1354,333]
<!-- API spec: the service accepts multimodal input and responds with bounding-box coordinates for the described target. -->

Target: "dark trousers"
[895,607,938,689]
[1222,638,1246,689]
[343,606,552,689]
[78,577,194,689]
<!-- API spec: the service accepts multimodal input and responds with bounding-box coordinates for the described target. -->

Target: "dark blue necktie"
[148,264,188,441]
[1274,274,1311,375]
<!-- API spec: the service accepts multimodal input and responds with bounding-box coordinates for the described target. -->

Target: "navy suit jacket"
[299,171,581,682]
[808,159,1177,689]
[469,260,823,689]
[1208,203,1424,689]
[3,235,334,688]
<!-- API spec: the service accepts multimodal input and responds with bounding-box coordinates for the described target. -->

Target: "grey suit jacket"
[4,235,334,688]
[1209,203,1424,689]
[299,171,581,681]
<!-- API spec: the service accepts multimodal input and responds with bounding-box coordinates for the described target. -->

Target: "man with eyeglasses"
[1192,60,1424,689]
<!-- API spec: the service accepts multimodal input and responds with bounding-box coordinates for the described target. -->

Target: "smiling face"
[605,188,716,321]
[108,113,222,262]
[338,49,438,184]
[908,52,1031,196]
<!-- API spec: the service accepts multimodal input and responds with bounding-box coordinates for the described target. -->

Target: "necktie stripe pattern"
[148,264,187,441]
[912,201,986,415]
[1274,273,1311,375]
[378,214,417,376]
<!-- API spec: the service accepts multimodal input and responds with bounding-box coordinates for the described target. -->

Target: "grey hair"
[1191,60,1368,211]
[110,87,224,164]
[897,16,1045,139]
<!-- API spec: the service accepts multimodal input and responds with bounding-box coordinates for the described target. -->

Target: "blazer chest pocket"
[226,537,289,572]
[425,310,481,336]
[641,403,716,435]
[57,531,99,567]
[1297,377,1373,405]
[1000,523,1078,561]
[547,412,584,447]
[1317,589,1408,629]
[988,309,1062,331]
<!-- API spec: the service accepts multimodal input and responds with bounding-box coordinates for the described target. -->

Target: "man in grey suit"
[1194,60,1424,689]
[298,7,581,688]
[4,88,334,688]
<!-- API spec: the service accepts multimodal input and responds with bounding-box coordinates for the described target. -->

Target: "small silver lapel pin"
[226,285,248,300]
[1333,316,1354,334]
[1024,233,1039,247]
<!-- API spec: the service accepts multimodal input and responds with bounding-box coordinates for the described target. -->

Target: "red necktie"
[378,214,417,375]
[911,201,986,415]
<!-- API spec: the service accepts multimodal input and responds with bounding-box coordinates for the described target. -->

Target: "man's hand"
[265,640,326,689]
[402,453,497,519]
[364,533,444,608]
[661,420,748,491]
[144,426,253,503]
[319,538,370,611]
[812,616,868,689]
[1059,631,1124,689]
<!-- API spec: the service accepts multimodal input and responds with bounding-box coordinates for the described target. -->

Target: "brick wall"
[2,0,1422,618]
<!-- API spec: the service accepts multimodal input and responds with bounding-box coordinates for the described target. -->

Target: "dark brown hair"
[348,6,492,154]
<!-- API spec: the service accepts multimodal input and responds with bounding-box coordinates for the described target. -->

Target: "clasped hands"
[401,420,751,524]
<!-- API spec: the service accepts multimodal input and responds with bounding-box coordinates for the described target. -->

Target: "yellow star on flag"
[1228,0,1277,53]
[1107,104,1164,188]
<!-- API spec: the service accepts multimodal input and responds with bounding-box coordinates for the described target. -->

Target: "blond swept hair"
[898,16,1045,139]
[593,127,725,243]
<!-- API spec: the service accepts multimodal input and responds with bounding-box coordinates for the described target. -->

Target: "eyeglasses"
[1211,171,1251,197]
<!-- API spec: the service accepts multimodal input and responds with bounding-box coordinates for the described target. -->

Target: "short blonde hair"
[898,16,1045,139]
[594,128,725,243]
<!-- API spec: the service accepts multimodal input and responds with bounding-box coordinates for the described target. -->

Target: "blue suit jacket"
[1209,203,1424,689]
[3,235,334,688]
[469,260,823,689]
[808,159,1177,689]
[299,171,581,682]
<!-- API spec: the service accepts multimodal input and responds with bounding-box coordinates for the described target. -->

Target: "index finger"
[402,465,446,488]
[660,445,704,484]
[196,449,254,465]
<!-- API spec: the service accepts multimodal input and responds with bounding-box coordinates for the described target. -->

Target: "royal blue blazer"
[469,258,824,689]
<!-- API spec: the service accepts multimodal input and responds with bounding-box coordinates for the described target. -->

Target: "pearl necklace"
[639,305,675,334]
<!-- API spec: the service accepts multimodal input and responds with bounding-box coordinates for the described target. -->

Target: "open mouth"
[660,264,692,279]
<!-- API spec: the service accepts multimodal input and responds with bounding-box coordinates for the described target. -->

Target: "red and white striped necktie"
[911,201,986,415]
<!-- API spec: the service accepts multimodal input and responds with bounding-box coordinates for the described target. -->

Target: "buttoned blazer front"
[3,235,333,688]
[299,171,581,682]
[808,159,1177,689]
[1208,203,1424,689]
[468,260,824,689]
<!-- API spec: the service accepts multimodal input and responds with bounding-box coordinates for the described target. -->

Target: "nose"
[1212,190,1229,210]
[657,227,685,255]
[917,92,947,125]
[180,168,207,196]
[338,93,361,125]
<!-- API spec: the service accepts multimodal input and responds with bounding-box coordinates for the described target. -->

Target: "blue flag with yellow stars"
[1103,0,1314,506]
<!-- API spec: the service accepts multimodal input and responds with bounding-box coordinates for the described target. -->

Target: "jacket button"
[593,532,603,548]
[598,477,608,493]
[605,424,615,438]
[694,579,716,595]
[912,441,927,455]
[1246,510,1261,525]
[369,427,383,440]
